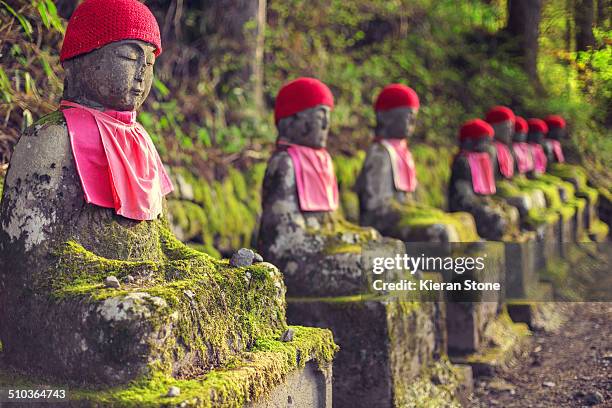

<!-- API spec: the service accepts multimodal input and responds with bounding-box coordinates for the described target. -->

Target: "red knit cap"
[374,84,420,112]
[274,77,334,124]
[459,119,494,142]
[60,0,162,62]
[527,118,549,134]
[485,106,515,124]
[544,115,566,129]
[514,116,528,133]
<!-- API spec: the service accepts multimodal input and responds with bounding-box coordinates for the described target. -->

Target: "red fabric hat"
[514,116,528,133]
[527,118,549,134]
[274,77,334,124]
[60,0,162,62]
[544,115,566,129]
[374,84,420,112]
[485,106,515,124]
[459,119,494,142]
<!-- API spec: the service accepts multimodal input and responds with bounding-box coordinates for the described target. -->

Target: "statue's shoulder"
[8,110,73,181]
[26,111,67,137]
[266,150,294,174]
[364,142,391,164]
[451,153,471,175]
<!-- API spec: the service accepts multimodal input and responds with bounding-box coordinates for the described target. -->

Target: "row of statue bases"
[0,0,608,406]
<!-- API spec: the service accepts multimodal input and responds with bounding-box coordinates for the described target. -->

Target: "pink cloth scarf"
[463,151,496,195]
[512,142,534,174]
[529,143,548,174]
[494,141,514,179]
[278,142,339,212]
[547,139,565,163]
[61,100,173,221]
[377,138,418,192]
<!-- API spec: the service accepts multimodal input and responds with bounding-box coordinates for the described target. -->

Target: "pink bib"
[279,142,339,212]
[464,151,496,195]
[529,143,547,174]
[377,138,418,193]
[61,100,173,221]
[547,139,565,163]
[512,142,534,174]
[494,141,514,179]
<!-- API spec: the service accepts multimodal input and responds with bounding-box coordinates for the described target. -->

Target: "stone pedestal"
[287,297,445,408]
[443,242,505,355]
[504,236,538,299]
[0,327,336,407]
[250,362,332,408]
[533,222,557,272]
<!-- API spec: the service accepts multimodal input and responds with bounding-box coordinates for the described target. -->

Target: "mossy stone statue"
[258,78,405,297]
[355,84,479,243]
[0,0,291,388]
[448,119,518,241]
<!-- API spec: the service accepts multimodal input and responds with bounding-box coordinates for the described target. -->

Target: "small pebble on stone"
[230,248,255,268]
[166,386,181,397]
[124,275,135,283]
[281,328,295,342]
[542,381,555,388]
[104,276,121,289]
[253,252,264,263]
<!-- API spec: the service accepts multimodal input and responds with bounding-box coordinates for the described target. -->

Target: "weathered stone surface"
[287,297,445,408]
[443,241,505,354]
[504,236,538,299]
[249,361,332,408]
[448,150,511,241]
[355,143,478,243]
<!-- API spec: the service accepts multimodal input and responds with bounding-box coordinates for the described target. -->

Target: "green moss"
[396,203,480,242]
[462,310,530,366]
[0,326,337,408]
[588,219,609,242]
[394,357,464,408]
[50,233,288,378]
[167,164,266,254]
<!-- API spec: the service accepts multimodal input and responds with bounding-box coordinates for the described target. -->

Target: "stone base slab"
[287,296,445,408]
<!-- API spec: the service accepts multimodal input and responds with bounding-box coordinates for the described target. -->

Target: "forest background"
[0,0,610,256]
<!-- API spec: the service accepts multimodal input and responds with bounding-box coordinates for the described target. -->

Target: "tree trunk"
[596,0,610,29]
[506,0,543,85]
[566,0,574,53]
[203,0,266,112]
[575,0,596,51]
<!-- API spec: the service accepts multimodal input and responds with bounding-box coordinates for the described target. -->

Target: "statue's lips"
[131,88,144,96]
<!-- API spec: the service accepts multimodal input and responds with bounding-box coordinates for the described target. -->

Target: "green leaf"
[1,1,33,39]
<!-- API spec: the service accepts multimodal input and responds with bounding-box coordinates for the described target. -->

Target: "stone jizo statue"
[526,118,549,176]
[258,77,404,297]
[0,0,284,385]
[448,119,511,240]
[543,115,566,164]
[355,84,478,243]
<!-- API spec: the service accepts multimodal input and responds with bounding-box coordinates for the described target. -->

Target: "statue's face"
[63,40,155,111]
[460,137,491,152]
[376,107,418,139]
[513,131,527,143]
[547,128,565,141]
[277,105,331,148]
[527,131,545,144]
[492,120,513,144]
